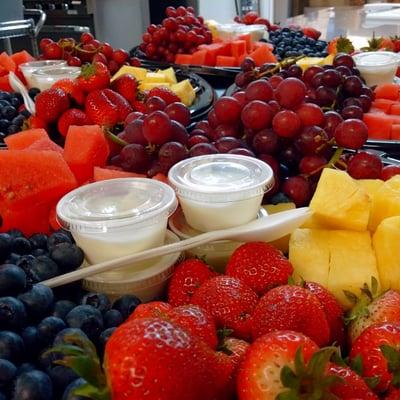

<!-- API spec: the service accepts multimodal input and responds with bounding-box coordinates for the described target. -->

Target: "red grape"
[165,102,191,126]
[241,101,273,131]
[170,120,189,145]
[208,109,219,128]
[159,141,189,171]
[43,42,62,59]
[341,105,363,120]
[303,66,324,84]
[333,53,355,69]
[287,65,303,79]
[92,52,108,65]
[272,110,302,138]
[323,111,343,138]
[125,111,144,125]
[342,97,362,109]
[334,119,368,150]
[321,69,342,88]
[232,91,247,108]
[235,71,256,88]
[279,146,301,171]
[214,96,242,124]
[40,38,53,52]
[258,154,280,175]
[335,65,352,77]
[342,76,363,97]
[310,72,324,89]
[80,32,94,44]
[361,86,374,100]
[315,86,336,107]
[213,124,240,140]
[228,148,255,157]
[120,144,150,173]
[282,176,311,207]
[296,103,324,127]
[215,137,242,153]
[252,129,279,154]
[381,165,400,181]
[240,57,256,72]
[113,48,129,64]
[188,135,210,148]
[347,152,383,179]
[275,78,306,109]
[359,95,372,113]
[299,155,327,175]
[143,111,172,145]
[146,96,167,113]
[295,126,328,155]
[194,120,213,137]
[190,143,218,157]
[67,56,82,67]
[120,119,147,146]
[163,17,178,31]
[166,6,177,17]
[269,75,284,90]
[268,100,280,115]
[245,79,274,102]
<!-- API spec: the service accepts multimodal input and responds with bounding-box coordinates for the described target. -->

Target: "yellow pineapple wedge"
[309,168,371,231]
[373,216,400,291]
[289,228,330,287]
[369,176,400,231]
[357,179,384,198]
[328,230,380,309]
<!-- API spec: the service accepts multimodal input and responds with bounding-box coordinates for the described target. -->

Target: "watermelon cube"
[0,52,16,72]
[4,128,49,150]
[27,138,63,154]
[372,99,396,113]
[93,166,146,181]
[0,150,77,210]
[391,124,400,140]
[374,83,400,101]
[238,34,253,53]
[363,113,392,140]
[174,54,193,65]
[0,75,12,92]
[248,45,277,66]
[11,50,34,66]
[390,103,400,115]
[63,125,110,184]
[216,56,237,67]
[231,40,247,59]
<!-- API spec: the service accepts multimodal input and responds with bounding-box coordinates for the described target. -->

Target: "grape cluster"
[268,28,328,59]
[138,6,212,63]
[0,229,142,400]
[40,32,141,75]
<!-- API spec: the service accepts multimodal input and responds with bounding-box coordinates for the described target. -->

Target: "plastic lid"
[353,51,399,67]
[57,178,177,233]
[32,66,81,77]
[168,154,274,202]
[19,59,66,70]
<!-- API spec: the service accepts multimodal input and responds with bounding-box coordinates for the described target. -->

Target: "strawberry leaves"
[381,344,400,388]
[335,37,355,54]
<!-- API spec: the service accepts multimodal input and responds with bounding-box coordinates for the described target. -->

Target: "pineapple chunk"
[328,230,380,309]
[296,57,325,71]
[373,216,400,291]
[112,66,147,82]
[301,214,326,229]
[289,228,330,287]
[160,67,177,84]
[139,82,170,91]
[171,79,196,106]
[144,72,167,83]
[357,179,384,199]
[369,175,400,231]
[323,54,334,65]
[310,168,371,231]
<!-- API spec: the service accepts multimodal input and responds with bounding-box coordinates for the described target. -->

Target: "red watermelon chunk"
[0,150,77,210]
[63,125,110,184]
[11,50,34,66]
[0,52,16,72]
[27,138,63,154]
[93,166,146,181]
[0,75,12,92]
[4,128,49,149]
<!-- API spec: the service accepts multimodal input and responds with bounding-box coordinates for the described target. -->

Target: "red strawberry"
[386,387,400,399]
[105,318,233,400]
[221,337,249,373]
[35,88,70,123]
[350,322,400,393]
[57,108,91,137]
[52,78,85,105]
[168,305,218,349]
[348,288,400,344]
[302,26,322,40]
[304,281,345,347]
[128,301,172,320]
[251,285,331,346]
[77,61,110,92]
[85,88,132,127]
[192,276,258,340]
[110,73,138,103]
[148,87,180,105]
[24,115,47,130]
[237,330,319,399]
[226,241,293,295]
[167,259,216,307]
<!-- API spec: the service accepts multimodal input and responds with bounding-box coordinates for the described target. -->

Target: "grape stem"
[327,146,344,168]
[256,55,306,79]
[105,129,128,147]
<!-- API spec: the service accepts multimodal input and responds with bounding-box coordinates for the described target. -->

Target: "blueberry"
[47,232,72,250]
[50,243,84,272]
[66,305,104,340]
[0,234,12,263]
[0,331,24,363]
[12,370,53,400]
[7,124,20,134]
[52,300,76,321]
[11,237,31,255]
[11,114,25,127]
[103,309,123,328]
[0,101,9,109]
[28,88,40,99]
[53,328,89,346]
[16,362,35,376]
[62,378,87,400]
[18,284,54,320]
[21,327,42,357]
[29,234,48,250]
[9,97,21,108]
[30,255,60,281]
[16,255,40,284]
[81,292,111,314]
[21,109,31,118]
[98,327,116,349]
[31,249,48,258]
[0,93,10,101]
[1,105,17,120]
[0,392,4,400]
[5,253,20,265]
[37,316,66,345]
[38,349,61,371]
[0,358,16,387]
[7,230,23,239]
[0,264,26,296]
[112,295,141,320]
[0,120,9,132]
[49,365,78,396]
[0,132,5,143]
[269,192,292,205]
[0,296,27,330]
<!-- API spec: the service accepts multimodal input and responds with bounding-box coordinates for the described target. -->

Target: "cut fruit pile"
[0,50,34,91]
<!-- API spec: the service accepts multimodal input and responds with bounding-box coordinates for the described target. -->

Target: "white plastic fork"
[8,71,36,115]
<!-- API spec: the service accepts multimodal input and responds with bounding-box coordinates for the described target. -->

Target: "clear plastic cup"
[168,154,274,232]
[352,51,399,87]
[30,66,81,91]
[19,60,67,88]
[56,178,178,273]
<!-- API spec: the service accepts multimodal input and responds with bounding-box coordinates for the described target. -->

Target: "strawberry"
[350,322,400,393]
[85,88,133,127]
[386,387,400,399]
[302,27,321,40]
[35,88,70,123]
[110,73,138,103]
[220,336,249,373]
[57,108,91,137]
[129,301,172,320]
[391,36,400,53]
[347,283,400,343]
[237,330,319,399]
[77,61,110,93]
[380,37,395,51]
[226,241,293,295]
[52,78,86,106]
[251,285,331,346]
[167,259,216,307]
[23,115,47,130]
[105,318,233,400]
[192,276,258,340]
[327,36,355,55]
[168,305,218,349]
[304,281,345,347]
[131,99,146,113]
[148,87,180,105]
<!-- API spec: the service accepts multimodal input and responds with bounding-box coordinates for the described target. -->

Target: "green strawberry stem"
[105,129,128,147]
